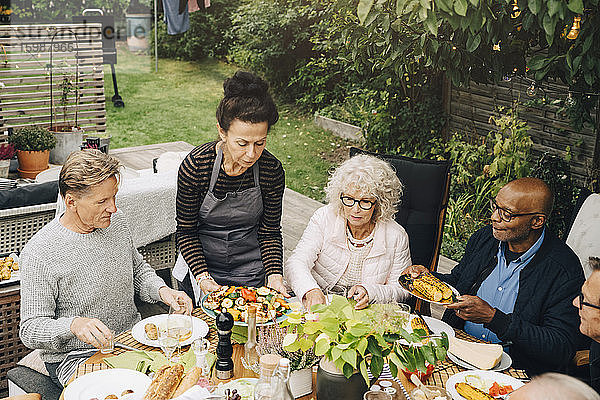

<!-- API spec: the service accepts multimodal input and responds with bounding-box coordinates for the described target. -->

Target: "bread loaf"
[143,364,184,400]
[172,367,202,398]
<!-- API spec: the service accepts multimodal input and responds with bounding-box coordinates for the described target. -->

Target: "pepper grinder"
[215,311,234,379]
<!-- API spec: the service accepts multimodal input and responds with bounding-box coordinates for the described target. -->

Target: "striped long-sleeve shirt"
[176,141,285,279]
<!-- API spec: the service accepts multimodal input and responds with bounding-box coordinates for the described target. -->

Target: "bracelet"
[197,273,213,284]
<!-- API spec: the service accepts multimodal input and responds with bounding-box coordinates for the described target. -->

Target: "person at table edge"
[173,71,287,305]
[284,154,412,310]
[19,150,192,387]
[574,256,600,394]
[403,177,584,376]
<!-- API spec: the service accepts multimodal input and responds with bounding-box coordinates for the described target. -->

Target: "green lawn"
[103,44,351,201]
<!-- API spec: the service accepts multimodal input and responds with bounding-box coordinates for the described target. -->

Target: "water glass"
[100,330,114,354]
[158,325,178,364]
[326,285,348,303]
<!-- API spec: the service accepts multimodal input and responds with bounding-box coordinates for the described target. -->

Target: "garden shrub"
[154,0,239,60]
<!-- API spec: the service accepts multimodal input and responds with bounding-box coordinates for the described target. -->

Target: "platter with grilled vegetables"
[446,370,523,400]
[200,286,291,326]
[398,272,459,305]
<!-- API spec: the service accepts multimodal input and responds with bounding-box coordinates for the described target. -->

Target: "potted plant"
[282,296,449,400]
[48,73,84,164]
[256,324,320,398]
[8,126,57,179]
[0,143,16,178]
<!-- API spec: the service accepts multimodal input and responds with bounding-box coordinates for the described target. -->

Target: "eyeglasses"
[340,195,376,210]
[577,292,600,311]
[489,199,545,223]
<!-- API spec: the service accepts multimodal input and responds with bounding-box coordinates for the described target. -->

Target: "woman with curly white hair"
[284,154,411,310]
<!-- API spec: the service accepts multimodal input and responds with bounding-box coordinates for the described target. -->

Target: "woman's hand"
[198,273,221,294]
[348,285,369,309]
[303,288,326,311]
[401,264,429,278]
[266,274,290,297]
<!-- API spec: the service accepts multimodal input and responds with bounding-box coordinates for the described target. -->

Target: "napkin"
[103,349,198,373]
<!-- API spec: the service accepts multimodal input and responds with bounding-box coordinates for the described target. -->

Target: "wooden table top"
[60,310,528,400]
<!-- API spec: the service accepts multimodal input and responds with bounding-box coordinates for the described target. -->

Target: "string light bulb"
[567,15,581,40]
[565,92,576,107]
[510,0,521,18]
[527,82,536,96]
[493,42,501,51]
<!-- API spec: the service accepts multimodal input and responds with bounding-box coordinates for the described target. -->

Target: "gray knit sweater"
[19,210,166,363]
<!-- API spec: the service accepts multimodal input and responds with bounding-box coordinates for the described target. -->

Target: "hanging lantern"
[565,92,576,107]
[493,42,501,51]
[510,0,521,18]
[567,15,581,40]
[527,82,536,97]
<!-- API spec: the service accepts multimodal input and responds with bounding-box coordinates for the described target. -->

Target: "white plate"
[64,368,151,400]
[447,351,512,372]
[131,314,209,347]
[446,370,524,400]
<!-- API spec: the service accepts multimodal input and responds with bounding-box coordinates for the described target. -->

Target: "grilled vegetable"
[411,315,431,335]
[420,273,453,300]
[412,279,443,302]
[455,383,495,400]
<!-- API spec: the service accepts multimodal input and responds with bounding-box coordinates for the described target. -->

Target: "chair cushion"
[349,147,451,268]
[0,181,59,210]
[7,366,61,400]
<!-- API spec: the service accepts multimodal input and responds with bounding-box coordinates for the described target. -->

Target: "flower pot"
[316,359,368,400]
[49,129,84,164]
[16,150,50,179]
[289,368,313,398]
[0,159,10,178]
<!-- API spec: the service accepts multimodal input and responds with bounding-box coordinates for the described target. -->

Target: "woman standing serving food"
[173,71,287,306]
[284,154,411,311]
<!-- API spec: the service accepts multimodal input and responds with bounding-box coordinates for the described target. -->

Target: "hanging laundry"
[162,0,190,34]
[188,0,200,13]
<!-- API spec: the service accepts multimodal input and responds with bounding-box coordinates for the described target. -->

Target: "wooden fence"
[0,23,106,142]
[445,77,600,186]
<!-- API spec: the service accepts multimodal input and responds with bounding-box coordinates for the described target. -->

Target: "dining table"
[60,308,529,400]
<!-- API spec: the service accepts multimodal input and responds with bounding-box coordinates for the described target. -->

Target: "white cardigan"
[284,204,411,303]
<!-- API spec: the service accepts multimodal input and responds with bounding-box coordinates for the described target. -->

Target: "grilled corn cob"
[412,279,443,302]
[411,315,431,335]
[455,383,495,400]
[420,273,453,300]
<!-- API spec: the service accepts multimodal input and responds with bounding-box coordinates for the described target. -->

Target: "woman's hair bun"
[223,71,268,99]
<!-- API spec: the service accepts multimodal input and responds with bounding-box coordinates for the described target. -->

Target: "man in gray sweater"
[19,149,192,387]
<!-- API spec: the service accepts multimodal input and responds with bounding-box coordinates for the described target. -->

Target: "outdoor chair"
[6,366,60,400]
[349,147,451,312]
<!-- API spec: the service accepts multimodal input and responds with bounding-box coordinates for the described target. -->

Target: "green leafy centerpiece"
[281,295,448,384]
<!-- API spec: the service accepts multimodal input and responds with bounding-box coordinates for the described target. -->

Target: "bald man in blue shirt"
[404,177,584,376]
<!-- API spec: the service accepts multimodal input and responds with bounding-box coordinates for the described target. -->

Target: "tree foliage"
[356,0,600,92]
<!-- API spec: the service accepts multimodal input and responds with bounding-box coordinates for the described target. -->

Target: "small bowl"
[410,385,451,400]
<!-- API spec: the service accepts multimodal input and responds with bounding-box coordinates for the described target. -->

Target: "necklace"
[346,225,374,248]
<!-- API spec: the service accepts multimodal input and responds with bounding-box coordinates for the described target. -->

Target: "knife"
[115,342,139,351]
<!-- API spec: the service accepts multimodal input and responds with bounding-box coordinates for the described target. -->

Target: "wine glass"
[168,302,193,359]
[158,323,178,364]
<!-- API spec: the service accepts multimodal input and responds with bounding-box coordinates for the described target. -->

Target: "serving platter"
[399,276,461,305]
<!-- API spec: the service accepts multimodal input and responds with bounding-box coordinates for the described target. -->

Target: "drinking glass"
[394,302,412,328]
[158,324,178,364]
[168,302,193,359]
[326,285,348,304]
[100,330,115,354]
